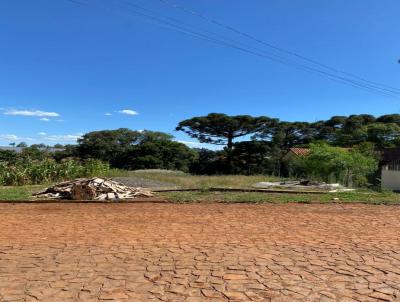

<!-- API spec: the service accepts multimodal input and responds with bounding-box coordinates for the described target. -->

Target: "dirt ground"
[0,203,399,301]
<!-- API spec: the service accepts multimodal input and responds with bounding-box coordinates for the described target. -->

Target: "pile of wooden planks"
[33,178,154,201]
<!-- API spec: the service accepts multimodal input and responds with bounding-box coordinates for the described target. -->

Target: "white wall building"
[381,149,400,192]
[382,165,400,192]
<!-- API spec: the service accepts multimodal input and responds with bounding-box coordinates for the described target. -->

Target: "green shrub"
[291,143,378,187]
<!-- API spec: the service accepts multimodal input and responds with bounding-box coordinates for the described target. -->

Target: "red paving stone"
[0,203,400,301]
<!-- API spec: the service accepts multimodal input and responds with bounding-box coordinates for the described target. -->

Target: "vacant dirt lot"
[0,203,399,301]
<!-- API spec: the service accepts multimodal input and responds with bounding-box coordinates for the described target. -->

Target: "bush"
[291,143,378,187]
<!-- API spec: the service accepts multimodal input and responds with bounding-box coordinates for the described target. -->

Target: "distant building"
[283,147,311,160]
[0,146,65,153]
[0,146,25,153]
[280,148,312,177]
[380,148,400,191]
[283,147,352,161]
[283,146,400,191]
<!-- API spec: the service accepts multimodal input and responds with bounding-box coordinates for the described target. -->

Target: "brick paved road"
[0,203,399,301]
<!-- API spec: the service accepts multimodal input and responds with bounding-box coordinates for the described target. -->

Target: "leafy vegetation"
[289,143,378,187]
[75,129,197,172]
[0,157,110,186]
[175,113,400,179]
[3,112,400,189]
[176,113,272,149]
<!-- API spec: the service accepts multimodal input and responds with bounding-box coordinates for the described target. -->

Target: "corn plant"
[0,158,110,186]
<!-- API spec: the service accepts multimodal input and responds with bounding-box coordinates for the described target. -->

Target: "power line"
[117,1,400,98]
[65,0,87,5]
[156,0,400,94]
[66,0,400,98]
[122,0,303,63]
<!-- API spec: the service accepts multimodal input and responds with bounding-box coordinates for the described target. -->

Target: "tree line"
[177,113,400,150]
[2,112,399,179]
[177,113,398,176]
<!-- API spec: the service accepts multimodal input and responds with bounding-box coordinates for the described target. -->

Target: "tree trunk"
[226,136,234,174]
[227,136,233,150]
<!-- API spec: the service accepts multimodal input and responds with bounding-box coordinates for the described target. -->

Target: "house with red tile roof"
[285,147,311,158]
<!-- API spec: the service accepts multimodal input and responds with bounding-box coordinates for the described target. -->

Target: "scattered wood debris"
[33,178,154,201]
[253,180,355,192]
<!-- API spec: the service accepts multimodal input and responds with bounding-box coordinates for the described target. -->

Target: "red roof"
[289,148,311,157]
[288,147,352,157]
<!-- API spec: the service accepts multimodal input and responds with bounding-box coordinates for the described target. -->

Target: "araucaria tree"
[176,113,273,150]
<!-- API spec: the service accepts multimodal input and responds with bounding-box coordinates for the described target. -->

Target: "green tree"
[189,149,226,175]
[292,143,378,187]
[78,129,175,164]
[376,114,400,125]
[176,113,272,150]
[269,121,315,149]
[20,146,49,161]
[77,128,143,165]
[139,130,174,142]
[365,123,400,147]
[343,114,376,133]
[77,129,194,171]
[229,141,279,175]
[122,140,197,172]
[30,143,48,149]
[53,144,79,162]
[0,150,18,163]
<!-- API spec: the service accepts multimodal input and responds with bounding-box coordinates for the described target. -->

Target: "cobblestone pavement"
[0,203,400,301]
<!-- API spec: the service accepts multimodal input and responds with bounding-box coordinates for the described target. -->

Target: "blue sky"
[0,0,399,147]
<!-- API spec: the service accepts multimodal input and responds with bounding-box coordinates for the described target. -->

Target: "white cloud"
[40,118,50,122]
[43,134,82,142]
[0,134,20,141]
[0,134,33,142]
[3,109,60,117]
[104,113,112,116]
[176,140,222,150]
[118,109,139,116]
[38,132,47,136]
[177,140,204,147]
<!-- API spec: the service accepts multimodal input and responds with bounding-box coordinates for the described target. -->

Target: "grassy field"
[0,171,399,204]
[130,171,281,189]
[0,185,46,200]
[158,190,400,204]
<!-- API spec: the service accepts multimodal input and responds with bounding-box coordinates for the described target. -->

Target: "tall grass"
[0,159,110,186]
